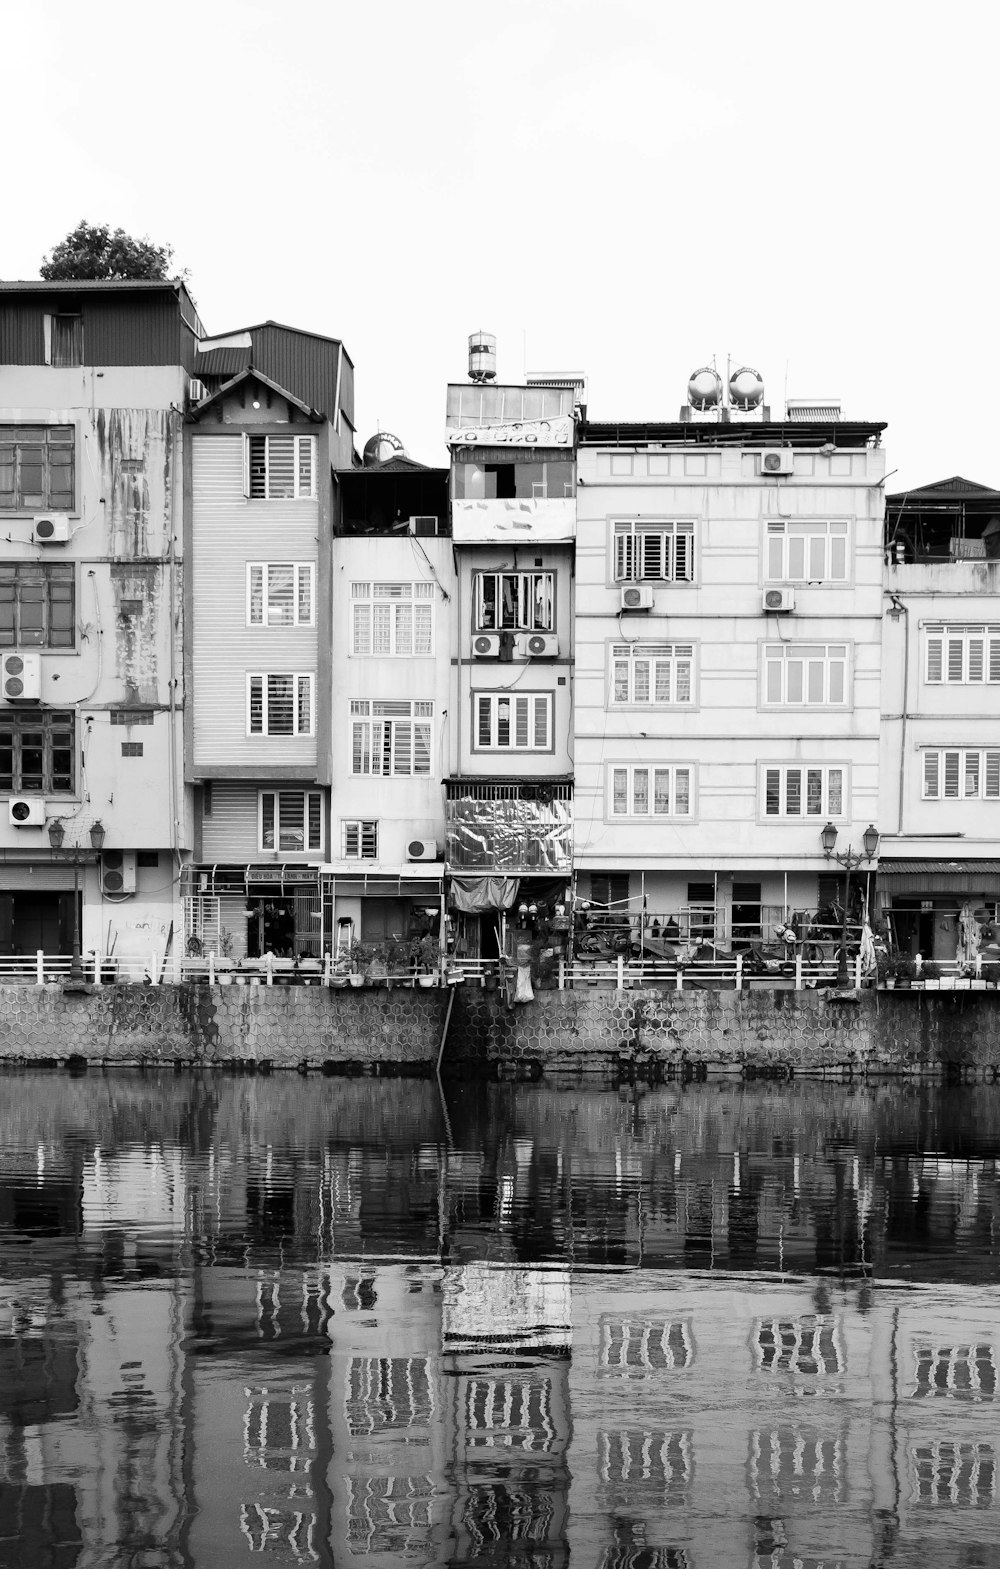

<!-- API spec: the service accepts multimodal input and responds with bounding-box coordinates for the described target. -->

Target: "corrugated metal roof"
[193,347,250,376]
[0,279,185,292]
[887,476,1000,504]
[188,367,320,422]
[878,859,1000,874]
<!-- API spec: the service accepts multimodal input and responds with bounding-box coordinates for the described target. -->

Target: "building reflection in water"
[0,1073,998,1565]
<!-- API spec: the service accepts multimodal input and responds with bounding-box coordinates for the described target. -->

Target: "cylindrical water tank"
[729,366,765,409]
[468,331,497,382]
[687,367,722,410]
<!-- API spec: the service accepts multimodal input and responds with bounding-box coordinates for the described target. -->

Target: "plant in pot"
[214,928,236,982]
[893,954,917,989]
[348,940,372,987]
[921,959,942,989]
[415,934,440,987]
[981,960,1000,989]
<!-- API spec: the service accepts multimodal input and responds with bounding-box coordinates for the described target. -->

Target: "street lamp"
[821,822,879,988]
[47,818,105,984]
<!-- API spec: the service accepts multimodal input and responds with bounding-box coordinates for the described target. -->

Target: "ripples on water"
[1,1071,999,1567]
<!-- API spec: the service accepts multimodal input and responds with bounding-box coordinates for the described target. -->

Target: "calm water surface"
[2,1070,999,1567]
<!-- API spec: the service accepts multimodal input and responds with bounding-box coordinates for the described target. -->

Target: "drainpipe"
[166,409,182,952]
[892,596,909,833]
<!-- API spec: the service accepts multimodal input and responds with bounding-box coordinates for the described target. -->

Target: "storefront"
[322,867,445,964]
[183,865,323,962]
[877,859,1000,962]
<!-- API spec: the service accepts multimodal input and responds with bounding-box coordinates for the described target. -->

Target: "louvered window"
[342,819,379,858]
[763,643,849,706]
[474,692,552,751]
[351,581,434,655]
[259,791,323,852]
[350,700,432,776]
[762,765,845,818]
[614,519,695,582]
[923,748,1000,800]
[609,764,692,818]
[247,673,314,736]
[244,434,315,499]
[925,625,1000,684]
[611,642,694,705]
[247,563,314,626]
[765,519,849,582]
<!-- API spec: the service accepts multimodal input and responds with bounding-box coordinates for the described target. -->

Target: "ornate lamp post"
[47,819,106,983]
[821,821,879,989]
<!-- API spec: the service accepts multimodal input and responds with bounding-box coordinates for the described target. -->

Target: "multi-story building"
[444,340,579,961]
[1,279,200,972]
[184,321,355,964]
[574,371,886,948]
[879,476,1000,960]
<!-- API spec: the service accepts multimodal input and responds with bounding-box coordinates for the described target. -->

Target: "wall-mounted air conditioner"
[409,516,439,536]
[758,449,794,475]
[519,633,559,658]
[8,798,45,827]
[472,633,501,658]
[188,378,207,403]
[762,587,796,613]
[620,585,654,612]
[2,653,41,701]
[101,849,137,896]
[406,838,439,862]
[33,513,70,544]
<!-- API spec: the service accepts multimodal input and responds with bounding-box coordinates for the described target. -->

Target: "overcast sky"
[3,0,996,489]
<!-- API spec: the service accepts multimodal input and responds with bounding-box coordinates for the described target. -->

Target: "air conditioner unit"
[759,449,794,475]
[8,798,45,828]
[406,838,439,862]
[33,513,70,544]
[409,515,439,536]
[101,849,137,897]
[620,585,654,612]
[519,633,559,658]
[472,633,501,658]
[188,378,207,403]
[2,652,41,701]
[762,587,796,613]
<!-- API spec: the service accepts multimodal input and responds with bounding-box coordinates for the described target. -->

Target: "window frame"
[612,517,696,584]
[609,640,696,707]
[242,433,316,501]
[350,699,433,777]
[472,691,554,753]
[0,561,75,650]
[922,747,1000,801]
[763,518,851,584]
[246,562,315,628]
[350,581,435,656]
[258,789,324,854]
[246,672,315,737]
[341,819,379,859]
[761,641,851,708]
[606,762,695,820]
[925,624,1000,685]
[473,571,555,633]
[759,762,849,822]
[0,423,76,514]
[0,708,75,794]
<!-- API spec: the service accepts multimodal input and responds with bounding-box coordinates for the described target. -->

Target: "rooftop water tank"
[729,366,765,409]
[687,367,722,410]
[468,331,497,383]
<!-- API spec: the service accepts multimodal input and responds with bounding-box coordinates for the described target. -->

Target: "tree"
[40,221,181,282]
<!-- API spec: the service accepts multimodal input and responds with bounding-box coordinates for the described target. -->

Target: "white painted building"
[574,381,886,947]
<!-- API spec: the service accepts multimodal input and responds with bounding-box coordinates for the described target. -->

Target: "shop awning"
[878,858,1000,893]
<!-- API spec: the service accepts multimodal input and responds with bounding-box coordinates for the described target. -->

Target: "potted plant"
[982,961,1000,989]
[893,954,917,989]
[348,940,372,987]
[214,928,236,983]
[922,959,941,990]
[415,934,440,987]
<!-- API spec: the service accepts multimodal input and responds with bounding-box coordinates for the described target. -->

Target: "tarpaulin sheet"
[446,797,572,873]
[449,877,520,913]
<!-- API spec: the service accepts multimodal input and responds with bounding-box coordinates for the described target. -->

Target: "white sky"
[3,0,997,490]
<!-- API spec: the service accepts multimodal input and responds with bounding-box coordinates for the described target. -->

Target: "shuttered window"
[244,435,315,499]
[247,673,314,736]
[765,519,849,582]
[609,763,693,817]
[247,563,314,626]
[610,642,694,705]
[342,820,378,858]
[763,643,849,706]
[474,692,552,751]
[613,519,695,583]
[259,791,323,853]
[351,582,434,655]
[350,700,432,776]
[923,748,1000,800]
[762,764,846,817]
[925,625,1000,684]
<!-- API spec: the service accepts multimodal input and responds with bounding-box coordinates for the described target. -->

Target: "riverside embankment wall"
[1,984,1000,1076]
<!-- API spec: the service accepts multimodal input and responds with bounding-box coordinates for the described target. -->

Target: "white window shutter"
[242,434,251,499]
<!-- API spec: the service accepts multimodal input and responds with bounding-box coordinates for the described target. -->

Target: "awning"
[878,858,1000,894]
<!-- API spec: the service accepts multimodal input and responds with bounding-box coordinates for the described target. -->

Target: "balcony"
[445,779,572,873]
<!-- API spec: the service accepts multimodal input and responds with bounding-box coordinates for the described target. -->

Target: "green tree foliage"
[40,221,180,282]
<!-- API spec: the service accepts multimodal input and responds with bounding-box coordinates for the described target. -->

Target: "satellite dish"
[363,432,406,466]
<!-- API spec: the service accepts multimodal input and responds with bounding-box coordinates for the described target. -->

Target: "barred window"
[614,519,695,583]
[259,791,323,853]
[599,1318,694,1374]
[351,581,434,655]
[0,425,74,512]
[247,673,314,736]
[247,563,314,626]
[611,642,693,705]
[342,819,378,858]
[609,765,692,818]
[765,519,849,582]
[762,765,845,818]
[0,709,74,793]
[244,434,314,499]
[926,625,1000,684]
[474,692,552,751]
[754,1316,844,1376]
[923,749,1000,800]
[351,700,432,776]
[912,1343,997,1400]
[474,572,553,632]
[911,1440,997,1507]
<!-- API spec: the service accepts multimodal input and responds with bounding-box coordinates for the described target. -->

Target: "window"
[599,1318,694,1374]
[763,643,848,706]
[121,742,144,757]
[47,314,83,368]
[342,819,378,859]
[247,674,314,736]
[923,749,1000,800]
[754,1317,844,1376]
[611,642,693,705]
[614,519,694,583]
[912,1343,997,1400]
[474,692,552,751]
[110,709,154,726]
[474,572,554,632]
[351,700,432,776]
[351,582,433,655]
[259,791,323,853]
[926,625,1000,684]
[0,709,74,793]
[762,765,846,818]
[609,764,692,818]
[0,425,74,512]
[248,563,314,626]
[0,563,74,648]
[765,519,849,582]
[911,1441,997,1507]
[244,434,315,500]
[453,452,573,500]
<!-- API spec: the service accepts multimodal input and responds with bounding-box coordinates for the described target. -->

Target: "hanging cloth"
[449,876,521,913]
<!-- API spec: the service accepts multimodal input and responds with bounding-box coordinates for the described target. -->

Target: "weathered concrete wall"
[1,983,1000,1076]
